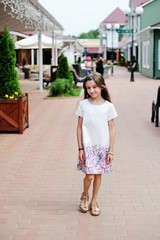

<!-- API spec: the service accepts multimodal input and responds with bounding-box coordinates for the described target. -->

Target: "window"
[128,45,131,61]
[143,41,150,68]
[158,40,160,70]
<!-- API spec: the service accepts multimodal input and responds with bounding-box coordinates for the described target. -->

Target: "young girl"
[84,56,92,76]
[75,72,118,216]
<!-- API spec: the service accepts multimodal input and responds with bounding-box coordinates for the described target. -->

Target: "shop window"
[158,40,160,70]
[143,41,150,69]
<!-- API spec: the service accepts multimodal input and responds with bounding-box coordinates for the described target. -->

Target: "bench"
[72,64,86,77]
[70,69,86,86]
[151,85,160,127]
[127,62,136,72]
[43,70,57,87]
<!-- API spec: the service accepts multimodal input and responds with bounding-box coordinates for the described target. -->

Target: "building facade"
[99,7,126,62]
[123,0,160,79]
[139,0,160,79]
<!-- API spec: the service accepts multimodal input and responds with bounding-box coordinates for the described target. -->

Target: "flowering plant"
[4,92,24,100]
[0,25,21,99]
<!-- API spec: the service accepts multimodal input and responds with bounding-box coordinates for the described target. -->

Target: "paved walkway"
[0,67,160,240]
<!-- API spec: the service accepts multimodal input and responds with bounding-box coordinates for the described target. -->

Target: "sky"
[38,0,129,36]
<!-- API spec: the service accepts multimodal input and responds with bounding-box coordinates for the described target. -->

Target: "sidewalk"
[0,67,160,240]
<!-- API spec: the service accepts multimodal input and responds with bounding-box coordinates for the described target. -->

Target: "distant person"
[111,53,114,75]
[95,54,104,75]
[84,56,92,76]
[111,53,114,64]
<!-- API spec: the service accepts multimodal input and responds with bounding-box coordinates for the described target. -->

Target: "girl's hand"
[107,153,113,164]
[79,150,85,163]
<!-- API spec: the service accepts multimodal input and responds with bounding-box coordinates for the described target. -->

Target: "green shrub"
[49,55,74,96]
[0,25,21,98]
[57,56,72,87]
[49,78,70,96]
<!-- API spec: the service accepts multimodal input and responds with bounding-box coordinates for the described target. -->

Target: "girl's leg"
[91,174,102,202]
[83,174,94,197]
[79,174,94,213]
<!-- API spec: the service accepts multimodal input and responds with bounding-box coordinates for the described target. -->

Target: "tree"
[77,29,99,39]
[49,56,73,96]
[57,56,72,86]
[0,25,21,98]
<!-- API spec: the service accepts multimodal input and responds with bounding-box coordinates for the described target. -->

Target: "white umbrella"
[15,34,62,49]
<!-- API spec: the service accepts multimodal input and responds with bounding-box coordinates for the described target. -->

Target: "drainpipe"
[153,30,158,79]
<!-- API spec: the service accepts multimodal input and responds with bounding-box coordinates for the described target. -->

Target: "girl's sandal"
[79,193,89,213]
[89,202,101,216]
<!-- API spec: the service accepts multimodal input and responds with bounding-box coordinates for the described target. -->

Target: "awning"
[15,34,63,49]
[0,0,63,93]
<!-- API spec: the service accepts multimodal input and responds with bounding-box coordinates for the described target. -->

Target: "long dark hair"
[83,72,111,102]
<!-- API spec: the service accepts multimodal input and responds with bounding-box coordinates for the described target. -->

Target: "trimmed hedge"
[0,25,21,98]
[49,78,70,96]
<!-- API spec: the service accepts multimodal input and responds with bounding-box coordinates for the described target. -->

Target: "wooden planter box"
[0,93,29,134]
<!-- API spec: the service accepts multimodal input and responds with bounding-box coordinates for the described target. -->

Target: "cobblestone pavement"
[0,67,160,240]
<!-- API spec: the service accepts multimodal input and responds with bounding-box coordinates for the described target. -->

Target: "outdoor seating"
[43,70,57,87]
[16,67,25,80]
[151,85,160,127]
[70,69,86,86]
[72,64,86,77]
[22,67,30,79]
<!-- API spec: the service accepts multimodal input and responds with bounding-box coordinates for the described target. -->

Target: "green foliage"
[57,56,71,79]
[49,78,70,96]
[66,88,81,97]
[49,79,81,97]
[49,56,76,97]
[57,55,73,87]
[0,25,21,98]
[77,29,99,39]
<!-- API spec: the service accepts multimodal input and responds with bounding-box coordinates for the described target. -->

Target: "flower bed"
[0,93,29,134]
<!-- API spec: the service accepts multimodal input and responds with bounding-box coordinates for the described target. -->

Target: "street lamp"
[123,6,144,81]
[106,23,120,74]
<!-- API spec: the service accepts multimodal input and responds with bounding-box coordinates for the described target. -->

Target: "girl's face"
[85,80,102,99]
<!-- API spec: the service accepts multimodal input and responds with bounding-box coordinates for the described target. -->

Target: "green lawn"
[64,88,81,97]
[48,87,82,98]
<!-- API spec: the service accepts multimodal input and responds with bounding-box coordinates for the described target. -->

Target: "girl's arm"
[77,116,84,163]
[107,119,115,164]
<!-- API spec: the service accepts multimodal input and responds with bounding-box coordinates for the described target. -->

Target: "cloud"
[39,0,129,36]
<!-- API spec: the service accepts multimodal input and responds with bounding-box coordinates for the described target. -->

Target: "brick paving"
[0,67,160,240]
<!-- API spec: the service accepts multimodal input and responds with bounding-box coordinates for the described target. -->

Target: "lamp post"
[106,23,120,75]
[123,6,144,82]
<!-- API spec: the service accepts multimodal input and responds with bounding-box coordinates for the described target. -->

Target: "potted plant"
[0,25,29,134]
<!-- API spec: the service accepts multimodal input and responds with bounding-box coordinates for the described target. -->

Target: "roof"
[100,7,126,25]
[0,0,63,32]
[88,47,100,53]
[19,32,37,36]
[77,39,100,48]
[132,0,150,10]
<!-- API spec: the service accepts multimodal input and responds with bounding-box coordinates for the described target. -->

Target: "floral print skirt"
[77,144,112,174]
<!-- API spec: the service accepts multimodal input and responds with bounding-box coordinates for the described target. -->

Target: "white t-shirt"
[75,99,118,148]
